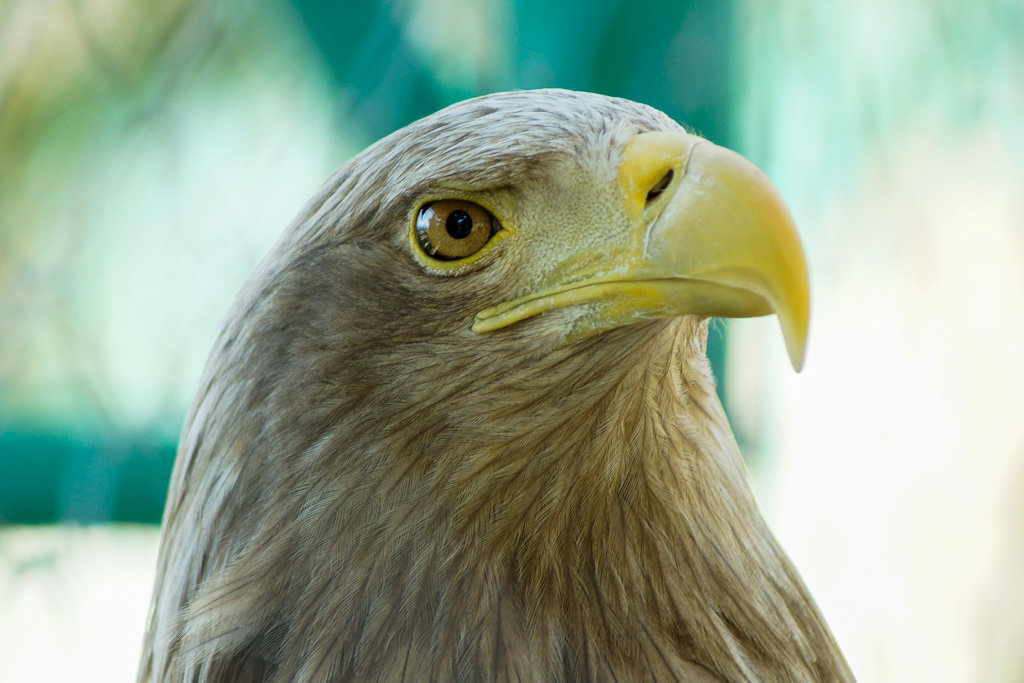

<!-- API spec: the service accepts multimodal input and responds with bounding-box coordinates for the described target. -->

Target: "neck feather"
[427,320,847,679]
[170,319,851,680]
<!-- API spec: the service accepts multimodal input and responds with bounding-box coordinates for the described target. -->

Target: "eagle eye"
[415,200,499,261]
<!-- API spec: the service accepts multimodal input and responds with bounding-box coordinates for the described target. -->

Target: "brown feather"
[139,90,852,682]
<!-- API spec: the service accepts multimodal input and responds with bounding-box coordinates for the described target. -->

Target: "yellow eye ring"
[414,200,501,261]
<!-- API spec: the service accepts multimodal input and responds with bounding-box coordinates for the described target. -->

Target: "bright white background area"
[0,526,159,682]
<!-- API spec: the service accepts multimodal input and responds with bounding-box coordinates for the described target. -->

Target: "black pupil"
[445,210,474,239]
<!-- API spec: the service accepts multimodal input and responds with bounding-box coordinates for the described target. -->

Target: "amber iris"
[415,200,498,260]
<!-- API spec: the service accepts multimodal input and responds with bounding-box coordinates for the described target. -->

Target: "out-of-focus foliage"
[1,0,355,522]
[737,0,1024,220]
[287,0,731,142]
[1,0,342,432]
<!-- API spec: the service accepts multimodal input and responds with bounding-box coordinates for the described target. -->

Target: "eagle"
[139,89,852,681]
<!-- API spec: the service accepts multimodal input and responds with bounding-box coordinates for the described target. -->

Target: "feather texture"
[139,90,852,682]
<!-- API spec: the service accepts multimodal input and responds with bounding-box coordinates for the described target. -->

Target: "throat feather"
[425,321,838,679]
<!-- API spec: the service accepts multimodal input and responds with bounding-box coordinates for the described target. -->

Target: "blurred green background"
[2,0,1024,681]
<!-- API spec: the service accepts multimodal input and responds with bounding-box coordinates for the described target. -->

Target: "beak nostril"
[645,169,674,204]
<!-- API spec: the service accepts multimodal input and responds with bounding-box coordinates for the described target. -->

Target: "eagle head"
[140,89,849,682]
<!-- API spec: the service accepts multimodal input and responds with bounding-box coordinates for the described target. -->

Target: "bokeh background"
[2,0,1022,680]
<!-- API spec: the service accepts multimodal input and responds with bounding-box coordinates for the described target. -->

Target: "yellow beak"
[474,131,811,371]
